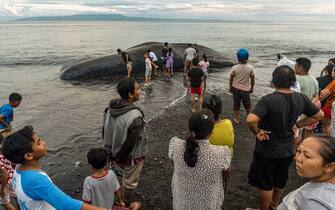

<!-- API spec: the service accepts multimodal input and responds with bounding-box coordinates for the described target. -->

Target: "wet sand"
[3,91,306,210]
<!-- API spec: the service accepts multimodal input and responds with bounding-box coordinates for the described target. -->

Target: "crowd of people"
[0,43,335,210]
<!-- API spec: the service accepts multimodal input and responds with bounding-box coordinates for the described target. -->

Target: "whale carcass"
[60,42,234,80]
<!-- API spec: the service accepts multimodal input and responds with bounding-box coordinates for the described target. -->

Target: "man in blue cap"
[229,48,255,123]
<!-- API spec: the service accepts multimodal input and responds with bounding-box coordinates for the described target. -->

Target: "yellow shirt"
[209,119,235,157]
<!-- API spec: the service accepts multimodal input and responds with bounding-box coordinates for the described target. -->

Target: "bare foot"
[129,201,142,210]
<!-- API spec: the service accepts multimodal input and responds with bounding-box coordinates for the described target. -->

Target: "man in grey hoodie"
[102,78,148,206]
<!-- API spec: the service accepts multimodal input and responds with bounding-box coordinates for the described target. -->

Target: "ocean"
[0,20,334,177]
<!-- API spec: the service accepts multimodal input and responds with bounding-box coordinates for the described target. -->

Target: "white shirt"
[184,47,196,61]
[149,52,158,62]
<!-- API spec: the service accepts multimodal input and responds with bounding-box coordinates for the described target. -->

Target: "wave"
[264,50,335,58]
[0,55,96,66]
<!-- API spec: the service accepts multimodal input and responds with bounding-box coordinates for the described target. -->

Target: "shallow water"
[0,20,334,174]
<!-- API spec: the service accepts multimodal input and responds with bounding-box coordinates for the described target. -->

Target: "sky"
[1,0,335,20]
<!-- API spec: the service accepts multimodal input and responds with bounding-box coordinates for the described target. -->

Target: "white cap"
[277,57,295,69]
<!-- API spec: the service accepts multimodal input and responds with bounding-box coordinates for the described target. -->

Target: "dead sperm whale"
[60,42,234,80]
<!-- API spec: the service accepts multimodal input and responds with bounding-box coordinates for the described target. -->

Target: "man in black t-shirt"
[188,58,204,113]
[246,65,324,210]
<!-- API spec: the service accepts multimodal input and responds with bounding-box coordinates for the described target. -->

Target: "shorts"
[126,62,132,70]
[248,152,293,191]
[0,186,10,204]
[322,105,331,119]
[145,68,152,77]
[232,87,251,110]
[122,160,144,189]
[190,87,202,95]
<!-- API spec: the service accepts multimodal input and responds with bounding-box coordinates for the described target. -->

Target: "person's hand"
[224,166,232,177]
[255,129,271,141]
[109,160,116,167]
[292,124,298,133]
[115,200,126,207]
[119,201,126,207]
[320,89,330,100]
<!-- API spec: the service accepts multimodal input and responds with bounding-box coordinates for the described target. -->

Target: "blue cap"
[237,48,249,62]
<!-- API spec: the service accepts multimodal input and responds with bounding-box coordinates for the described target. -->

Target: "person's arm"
[0,168,7,197]
[81,203,111,210]
[320,80,335,101]
[229,72,235,93]
[296,95,324,128]
[296,110,324,129]
[150,60,158,68]
[115,117,144,162]
[250,74,255,93]
[0,115,11,129]
[246,113,271,141]
[26,173,108,210]
[246,98,271,141]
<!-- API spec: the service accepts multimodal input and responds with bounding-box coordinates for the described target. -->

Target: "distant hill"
[15,14,210,22]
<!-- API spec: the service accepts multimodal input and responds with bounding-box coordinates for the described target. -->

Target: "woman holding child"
[168,112,231,210]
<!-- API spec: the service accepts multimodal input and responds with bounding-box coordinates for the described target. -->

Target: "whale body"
[60,42,234,80]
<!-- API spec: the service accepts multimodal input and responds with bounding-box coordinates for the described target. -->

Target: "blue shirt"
[0,104,13,129]
[12,170,83,210]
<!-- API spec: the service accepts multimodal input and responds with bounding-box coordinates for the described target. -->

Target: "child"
[0,135,16,210]
[188,58,204,113]
[229,48,255,123]
[83,148,141,210]
[198,54,209,90]
[0,93,22,134]
[2,126,108,210]
[144,52,152,86]
[165,48,174,77]
[148,49,158,75]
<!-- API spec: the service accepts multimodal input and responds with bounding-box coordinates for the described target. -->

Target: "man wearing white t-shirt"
[184,44,196,76]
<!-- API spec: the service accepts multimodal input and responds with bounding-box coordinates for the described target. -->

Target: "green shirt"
[297,75,319,100]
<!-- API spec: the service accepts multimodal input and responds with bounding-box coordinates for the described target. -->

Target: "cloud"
[1,0,335,19]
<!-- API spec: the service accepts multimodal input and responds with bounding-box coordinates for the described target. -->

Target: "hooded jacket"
[103,99,148,164]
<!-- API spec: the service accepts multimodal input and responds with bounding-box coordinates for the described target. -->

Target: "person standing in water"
[199,54,209,90]
[165,48,174,77]
[117,49,133,78]
[184,44,196,77]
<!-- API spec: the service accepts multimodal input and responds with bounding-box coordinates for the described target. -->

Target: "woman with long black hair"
[168,112,231,210]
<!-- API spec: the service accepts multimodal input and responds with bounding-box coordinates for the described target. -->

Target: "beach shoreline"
[44,90,305,210]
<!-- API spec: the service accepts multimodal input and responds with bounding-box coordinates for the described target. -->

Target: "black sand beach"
[42,90,305,210]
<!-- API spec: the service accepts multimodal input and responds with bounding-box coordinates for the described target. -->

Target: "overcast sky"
[1,0,335,20]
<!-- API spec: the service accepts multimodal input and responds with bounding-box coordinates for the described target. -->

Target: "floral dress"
[168,137,231,210]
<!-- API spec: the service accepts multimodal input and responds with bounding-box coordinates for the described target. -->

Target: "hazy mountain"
[15,14,209,22]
